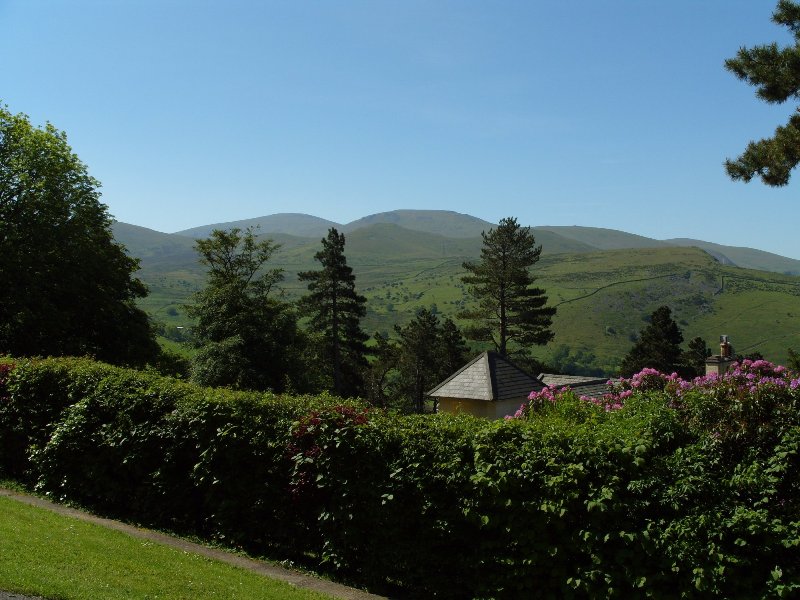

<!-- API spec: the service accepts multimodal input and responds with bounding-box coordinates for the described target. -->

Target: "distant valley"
[113,210,800,373]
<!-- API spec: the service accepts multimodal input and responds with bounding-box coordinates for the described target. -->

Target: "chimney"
[719,334,732,358]
[706,334,734,377]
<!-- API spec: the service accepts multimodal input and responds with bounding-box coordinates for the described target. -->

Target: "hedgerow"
[0,356,798,598]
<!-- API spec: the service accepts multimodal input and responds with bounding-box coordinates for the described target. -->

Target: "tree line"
[183,216,557,412]
[6,0,800,409]
[0,102,559,411]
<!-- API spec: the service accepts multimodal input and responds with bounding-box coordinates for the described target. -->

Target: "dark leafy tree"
[682,336,712,378]
[0,105,159,365]
[725,1,800,185]
[394,309,443,413]
[389,310,471,413]
[619,306,684,377]
[437,317,470,376]
[460,217,555,358]
[363,331,399,408]
[298,228,368,398]
[186,228,302,391]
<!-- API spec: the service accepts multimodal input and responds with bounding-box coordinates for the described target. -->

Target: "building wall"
[437,397,526,420]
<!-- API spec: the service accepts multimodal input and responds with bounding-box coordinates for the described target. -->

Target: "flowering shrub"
[512,359,800,428]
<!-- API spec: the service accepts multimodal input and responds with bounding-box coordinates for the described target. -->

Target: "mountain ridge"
[110,215,800,371]
[151,209,800,274]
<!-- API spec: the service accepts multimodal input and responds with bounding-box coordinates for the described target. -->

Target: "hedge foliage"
[0,356,798,598]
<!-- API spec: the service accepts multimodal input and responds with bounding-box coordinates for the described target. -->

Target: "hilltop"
[112,210,800,372]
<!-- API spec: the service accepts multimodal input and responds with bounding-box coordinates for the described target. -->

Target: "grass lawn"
[0,495,334,600]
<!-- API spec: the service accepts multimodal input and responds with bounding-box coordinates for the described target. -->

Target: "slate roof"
[538,373,612,400]
[427,351,545,402]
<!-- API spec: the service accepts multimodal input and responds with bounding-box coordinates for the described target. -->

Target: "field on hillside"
[128,228,800,373]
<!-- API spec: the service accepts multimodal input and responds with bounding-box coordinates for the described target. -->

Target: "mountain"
[665,238,800,275]
[536,225,670,250]
[174,213,340,239]
[112,222,197,259]
[111,219,800,370]
[343,209,495,238]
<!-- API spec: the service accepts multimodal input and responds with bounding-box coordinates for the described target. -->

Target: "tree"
[0,105,159,365]
[437,317,470,376]
[186,227,302,391]
[298,228,368,398]
[363,331,399,408]
[682,336,712,378]
[725,1,800,185]
[460,217,555,358]
[619,306,684,377]
[389,310,471,413]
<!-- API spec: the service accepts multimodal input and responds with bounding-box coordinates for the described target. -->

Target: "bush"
[1,356,799,597]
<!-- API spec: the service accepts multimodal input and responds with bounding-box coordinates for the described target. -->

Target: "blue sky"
[2,1,798,257]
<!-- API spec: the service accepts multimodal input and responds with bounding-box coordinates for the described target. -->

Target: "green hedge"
[0,356,798,598]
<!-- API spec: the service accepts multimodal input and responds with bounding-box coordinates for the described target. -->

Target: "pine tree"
[725,0,800,185]
[619,306,684,377]
[393,309,441,413]
[682,336,712,378]
[460,217,555,358]
[298,228,368,398]
[437,317,470,376]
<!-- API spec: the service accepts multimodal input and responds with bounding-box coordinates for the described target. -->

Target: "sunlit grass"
[0,495,334,600]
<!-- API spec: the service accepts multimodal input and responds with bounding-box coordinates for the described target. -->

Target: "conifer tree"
[725,0,800,185]
[438,317,470,376]
[682,336,712,378]
[391,310,470,413]
[619,306,684,377]
[460,217,555,358]
[298,228,368,397]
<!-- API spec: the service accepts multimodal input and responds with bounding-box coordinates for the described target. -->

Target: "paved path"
[0,487,389,600]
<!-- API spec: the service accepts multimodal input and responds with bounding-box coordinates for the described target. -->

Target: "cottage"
[428,352,617,420]
[427,351,546,420]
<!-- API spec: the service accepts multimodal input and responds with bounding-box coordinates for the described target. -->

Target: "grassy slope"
[665,238,800,275]
[174,213,341,239]
[113,222,800,371]
[342,209,495,238]
[536,225,670,250]
[0,495,332,600]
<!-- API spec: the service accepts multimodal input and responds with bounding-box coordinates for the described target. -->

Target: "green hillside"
[536,225,670,250]
[342,209,495,238]
[534,247,800,373]
[174,213,340,239]
[112,220,800,373]
[111,222,197,258]
[665,238,800,275]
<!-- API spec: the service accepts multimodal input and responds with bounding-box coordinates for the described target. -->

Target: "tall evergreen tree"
[725,0,800,185]
[298,228,368,398]
[460,217,555,358]
[437,317,470,376]
[682,336,712,378]
[186,227,303,391]
[393,309,465,413]
[619,306,684,377]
